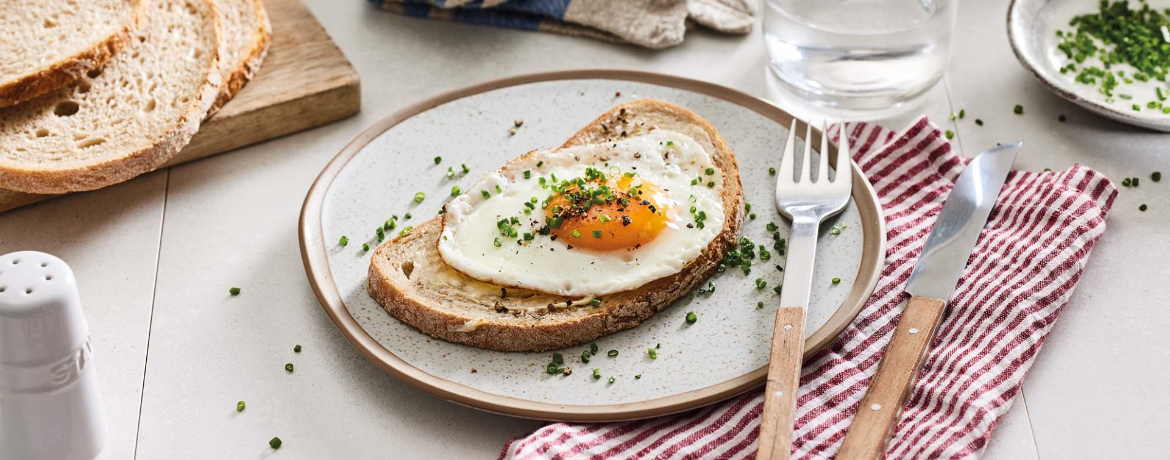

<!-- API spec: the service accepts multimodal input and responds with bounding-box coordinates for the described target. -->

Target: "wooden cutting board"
[0,0,361,213]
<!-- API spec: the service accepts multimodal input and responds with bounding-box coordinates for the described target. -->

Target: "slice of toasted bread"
[0,0,225,194]
[0,0,147,109]
[208,0,271,114]
[367,99,745,352]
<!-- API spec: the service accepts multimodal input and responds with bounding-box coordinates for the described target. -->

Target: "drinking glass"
[764,0,958,113]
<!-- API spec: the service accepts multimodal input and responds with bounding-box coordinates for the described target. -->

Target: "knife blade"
[905,142,1022,301]
[836,142,1021,460]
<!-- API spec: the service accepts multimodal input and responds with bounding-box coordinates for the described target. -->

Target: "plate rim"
[1006,0,1170,131]
[298,69,887,422]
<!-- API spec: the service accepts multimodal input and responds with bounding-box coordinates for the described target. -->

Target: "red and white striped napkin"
[499,117,1117,460]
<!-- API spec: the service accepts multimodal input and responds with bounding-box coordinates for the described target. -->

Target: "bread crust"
[0,0,148,109]
[367,99,746,352]
[207,0,272,115]
[0,0,227,194]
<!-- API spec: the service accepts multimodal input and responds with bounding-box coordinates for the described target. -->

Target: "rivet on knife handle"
[757,306,806,460]
[837,296,947,460]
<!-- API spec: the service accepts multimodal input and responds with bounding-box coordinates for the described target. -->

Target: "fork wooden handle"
[757,306,806,460]
[837,296,948,460]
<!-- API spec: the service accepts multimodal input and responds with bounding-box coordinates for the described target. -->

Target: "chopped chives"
[433,156,442,164]
[362,243,369,251]
[294,344,302,352]
[705,167,715,175]
[685,312,697,324]
[607,350,618,358]
[461,164,470,173]
[1013,104,1023,115]
[229,287,241,296]
[647,348,658,359]
[755,278,767,289]
[481,190,491,199]
[269,437,282,449]
[1140,203,1148,211]
[493,237,502,247]
[590,298,602,307]
[975,119,984,126]
[592,368,601,379]
[571,230,581,238]
[413,192,425,203]
[757,301,764,309]
[284,363,294,373]
[769,167,776,176]
[1152,171,1162,182]
[236,401,246,412]
[832,277,841,285]
[945,130,955,140]
[338,236,348,247]
[608,376,616,384]
[451,186,461,196]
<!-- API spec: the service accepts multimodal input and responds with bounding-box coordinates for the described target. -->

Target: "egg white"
[438,130,726,297]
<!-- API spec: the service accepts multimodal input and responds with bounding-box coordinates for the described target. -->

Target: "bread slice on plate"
[0,0,225,194]
[368,100,746,352]
[0,0,147,109]
[208,0,272,114]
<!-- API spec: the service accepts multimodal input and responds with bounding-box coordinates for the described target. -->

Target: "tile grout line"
[1019,389,1043,460]
[941,75,964,158]
[132,169,171,460]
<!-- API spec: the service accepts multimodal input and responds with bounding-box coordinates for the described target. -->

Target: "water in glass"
[764,0,957,111]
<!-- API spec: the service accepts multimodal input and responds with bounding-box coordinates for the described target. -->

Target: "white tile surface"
[0,172,167,460]
[10,0,1164,456]
[982,395,1040,460]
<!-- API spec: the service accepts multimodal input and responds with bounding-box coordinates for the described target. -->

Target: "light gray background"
[0,0,1164,458]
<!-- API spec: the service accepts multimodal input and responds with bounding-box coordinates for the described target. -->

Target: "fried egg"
[437,129,726,297]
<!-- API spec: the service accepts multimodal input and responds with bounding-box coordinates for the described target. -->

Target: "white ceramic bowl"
[1008,0,1170,131]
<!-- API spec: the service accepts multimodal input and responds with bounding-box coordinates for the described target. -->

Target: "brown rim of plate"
[298,69,887,422]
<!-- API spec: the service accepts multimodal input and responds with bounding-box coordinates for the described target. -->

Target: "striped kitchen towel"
[368,0,756,49]
[499,117,1117,459]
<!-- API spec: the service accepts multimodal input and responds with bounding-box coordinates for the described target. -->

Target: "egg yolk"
[546,175,668,251]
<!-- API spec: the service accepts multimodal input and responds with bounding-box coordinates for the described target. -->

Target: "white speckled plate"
[300,70,886,422]
[1009,0,1170,131]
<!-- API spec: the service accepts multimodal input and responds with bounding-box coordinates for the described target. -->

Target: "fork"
[757,120,852,460]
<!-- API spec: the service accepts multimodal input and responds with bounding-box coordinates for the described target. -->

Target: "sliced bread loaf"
[0,0,225,194]
[209,0,272,113]
[367,100,746,352]
[0,0,146,108]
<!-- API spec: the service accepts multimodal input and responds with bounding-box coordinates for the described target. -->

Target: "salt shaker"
[0,251,106,460]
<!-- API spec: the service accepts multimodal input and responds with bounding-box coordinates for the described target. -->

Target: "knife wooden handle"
[757,306,806,460]
[837,296,947,460]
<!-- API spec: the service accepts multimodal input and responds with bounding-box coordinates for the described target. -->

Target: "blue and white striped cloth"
[369,0,756,49]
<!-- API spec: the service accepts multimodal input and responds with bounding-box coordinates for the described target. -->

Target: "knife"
[836,142,1021,460]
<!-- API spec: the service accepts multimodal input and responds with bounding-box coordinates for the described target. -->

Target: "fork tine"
[799,120,812,183]
[835,122,850,183]
[779,118,798,184]
[818,120,830,184]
